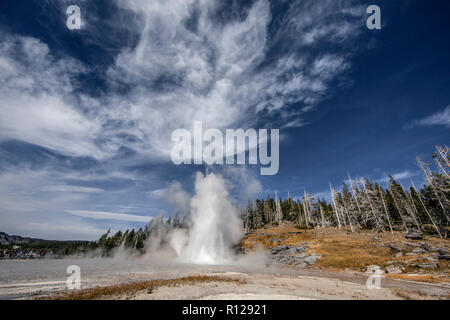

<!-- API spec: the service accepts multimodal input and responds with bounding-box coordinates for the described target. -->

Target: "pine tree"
[124,229,135,248]
[97,229,110,248]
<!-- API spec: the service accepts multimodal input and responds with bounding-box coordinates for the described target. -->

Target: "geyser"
[180,172,243,264]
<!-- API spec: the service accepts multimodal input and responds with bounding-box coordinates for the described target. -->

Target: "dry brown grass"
[242,223,450,276]
[393,288,450,300]
[386,273,450,284]
[393,289,415,300]
[39,275,245,300]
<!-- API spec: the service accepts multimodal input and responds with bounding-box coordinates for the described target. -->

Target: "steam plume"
[180,172,243,264]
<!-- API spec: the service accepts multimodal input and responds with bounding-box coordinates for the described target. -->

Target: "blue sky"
[0,0,449,240]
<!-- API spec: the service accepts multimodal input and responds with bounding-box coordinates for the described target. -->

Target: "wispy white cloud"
[0,166,159,239]
[41,185,104,193]
[0,0,369,239]
[147,188,166,199]
[66,210,152,222]
[344,170,419,187]
[22,222,106,241]
[0,0,366,162]
[376,170,418,183]
[406,105,450,129]
[0,35,104,158]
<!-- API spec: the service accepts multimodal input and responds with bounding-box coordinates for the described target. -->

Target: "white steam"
[179,172,243,265]
[169,228,188,256]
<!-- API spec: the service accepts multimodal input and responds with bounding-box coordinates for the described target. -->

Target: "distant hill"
[1,232,92,258]
[0,232,47,245]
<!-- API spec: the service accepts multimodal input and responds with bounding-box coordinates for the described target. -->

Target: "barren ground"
[1,223,449,300]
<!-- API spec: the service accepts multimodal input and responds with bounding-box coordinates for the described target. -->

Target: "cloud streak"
[0,0,369,239]
[376,170,418,183]
[406,105,450,129]
[66,210,152,222]
[0,0,367,162]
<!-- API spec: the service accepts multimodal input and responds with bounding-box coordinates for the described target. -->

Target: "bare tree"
[329,183,342,229]
[410,181,442,238]
[417,157,448,219]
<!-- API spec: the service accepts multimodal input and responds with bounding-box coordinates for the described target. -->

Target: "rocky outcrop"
[385,265,404,274]
[269,245,320,267]
[410,262,439,269]
[270,245,307,255]
[405,231,423,240]
[389,241,447,258]
[389,244,402,252]
[438,250,450,261]
[412,247,427,254]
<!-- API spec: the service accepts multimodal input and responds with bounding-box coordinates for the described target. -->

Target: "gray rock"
[277,255,306,266]
[425,256,438,262]
[290,246,306,254]
[271,245,307,255]
[363,265,383,273]
[271,245,289,254]
[412,247,427,254]
[270,251,320,266]
[280,257,291,264]
[269,242,321,267]
[303,254,319,265]
[402,241,418,248]
[421,243,440,252]
[389,245,402,252]
[395,252,403,257]
[405,231,423,240]
[386,266,403,274]
[418,262,438,269]
[437,249,449,260]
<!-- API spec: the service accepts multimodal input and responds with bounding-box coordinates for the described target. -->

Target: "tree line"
[243,146,449,238]
[90,145,449,256]
[91,212,189,256]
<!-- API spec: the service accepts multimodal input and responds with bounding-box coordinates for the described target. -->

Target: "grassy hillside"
[241,223,450,283]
